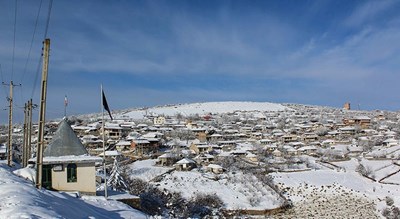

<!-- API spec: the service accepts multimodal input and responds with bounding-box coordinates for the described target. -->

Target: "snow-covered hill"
[0,162,147,218]
[120,101,290,120]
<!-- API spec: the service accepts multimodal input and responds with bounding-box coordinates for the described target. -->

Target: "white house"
[30,119,102,195]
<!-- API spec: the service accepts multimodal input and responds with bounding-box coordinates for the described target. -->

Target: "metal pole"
[36,39,50,189]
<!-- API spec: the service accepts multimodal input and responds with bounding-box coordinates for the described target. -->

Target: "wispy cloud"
[2,0,400,123]
[345,0,399,27]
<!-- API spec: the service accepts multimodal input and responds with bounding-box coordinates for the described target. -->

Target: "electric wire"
[11,0,18,81]
[20,0,43,85]
[30,56,42,99]
[43,0,53,39]
[19,0,43,108]
[30,0,53,100]
[0,64,8,99]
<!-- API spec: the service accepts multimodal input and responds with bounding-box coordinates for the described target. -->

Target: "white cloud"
[345,0,398,27]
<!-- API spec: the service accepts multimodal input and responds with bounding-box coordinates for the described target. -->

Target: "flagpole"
[64,95,67,118]
[101,84,108,198]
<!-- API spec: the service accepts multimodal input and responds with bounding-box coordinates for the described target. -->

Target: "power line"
[30,56,42,99]
[11,0,18,81]
[0,64,9,99]
[20,0,43,85]
[31,0,53,100]
[43,0,53,39]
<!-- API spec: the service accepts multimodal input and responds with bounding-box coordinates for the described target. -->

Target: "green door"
[42,165,52,189]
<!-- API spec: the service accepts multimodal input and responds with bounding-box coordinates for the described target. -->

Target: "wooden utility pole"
[22,102,28,167]
[22,99,33,167]
[27,99,33,165]
[36,39,50,189]
[3,80,20,167]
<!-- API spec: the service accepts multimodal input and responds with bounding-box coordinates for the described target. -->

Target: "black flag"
[102,90,113,120]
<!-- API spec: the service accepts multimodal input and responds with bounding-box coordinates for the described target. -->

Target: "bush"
[383,208,391,218]
[140,190,165,216]
[382,205,400,219]
[193,193,223,208]
[386,196,395,207]
[356,164,374,178]
[185,193,224,218]
[126,177,148,195]
[393,207,400,218]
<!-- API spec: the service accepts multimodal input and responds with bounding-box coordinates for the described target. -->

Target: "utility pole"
[22,99,33,167]
[27,99,33,165]
[36,39,50,189]
[3,80,21,167]
[22,102,28,167]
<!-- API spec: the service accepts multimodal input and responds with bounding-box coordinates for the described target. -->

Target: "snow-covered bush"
[184,193,224,218]
[248,196,261,207]
[356,164,375,179]
[139,188,165,216]
[386,196,395,207]
[382,196,400,219]
[126,177,149,195]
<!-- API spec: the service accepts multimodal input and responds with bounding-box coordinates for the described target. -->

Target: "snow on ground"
[332,158,400,182]
[121,101,289,119]
[126,159,174,181]
[0,162,147,218]
[271,158,400,218]
[366,145,400,158]
[374,164,400,181]
[273,182,377,218]
[154,170,284,210]
[383,170,400,184]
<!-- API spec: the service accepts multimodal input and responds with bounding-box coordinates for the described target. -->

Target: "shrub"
[356,164,374,178]
[184,193,224,218]
[126,177,148,195]
[193,193,223,208]
[386,196,395,207]
[139,190,165,216]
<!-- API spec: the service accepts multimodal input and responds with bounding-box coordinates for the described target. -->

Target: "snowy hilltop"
[119,101,290,120]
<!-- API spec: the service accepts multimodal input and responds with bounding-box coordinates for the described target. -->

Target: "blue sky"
[1,0,400,123]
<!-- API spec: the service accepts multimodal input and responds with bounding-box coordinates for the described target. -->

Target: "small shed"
[174,158,196,171]
[206,164,224,174]
[157,153,177,166]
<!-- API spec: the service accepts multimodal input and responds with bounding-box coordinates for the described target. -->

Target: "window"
[67,164,77,183]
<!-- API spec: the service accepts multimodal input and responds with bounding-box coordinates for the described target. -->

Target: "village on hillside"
[1,101,400,218]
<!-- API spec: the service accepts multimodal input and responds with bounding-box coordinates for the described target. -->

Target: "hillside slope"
[0,162,147,218]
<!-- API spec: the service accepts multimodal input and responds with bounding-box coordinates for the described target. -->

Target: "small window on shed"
[67,163,77,182]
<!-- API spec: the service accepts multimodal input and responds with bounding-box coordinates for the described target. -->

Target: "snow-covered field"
[156,170,284,211]
[126,159,174,181]
[121,101,289,119]
[271,158,400,218]
[0,162,147,218]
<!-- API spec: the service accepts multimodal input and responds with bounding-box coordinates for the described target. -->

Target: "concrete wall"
[51,162,97,194]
